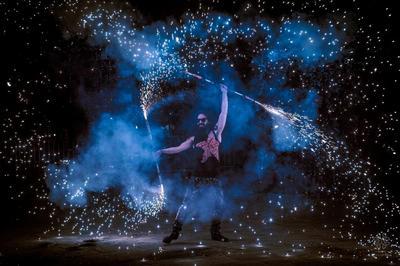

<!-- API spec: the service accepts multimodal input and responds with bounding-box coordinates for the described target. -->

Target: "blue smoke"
[48,6,345,228]
[46,112,159,208]
[264,20,342,67]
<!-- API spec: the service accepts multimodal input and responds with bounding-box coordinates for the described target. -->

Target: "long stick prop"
[184,71,295,121]
[143,109,165,197]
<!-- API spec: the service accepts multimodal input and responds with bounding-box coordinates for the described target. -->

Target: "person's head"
[196,113,209,128]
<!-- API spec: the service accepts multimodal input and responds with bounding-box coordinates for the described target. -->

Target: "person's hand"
[154,150,162,160]
[220,84,228,94]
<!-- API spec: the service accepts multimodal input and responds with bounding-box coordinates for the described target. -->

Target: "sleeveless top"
[191,129,221,177]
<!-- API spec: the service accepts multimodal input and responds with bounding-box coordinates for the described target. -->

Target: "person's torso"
[191,129,220,177]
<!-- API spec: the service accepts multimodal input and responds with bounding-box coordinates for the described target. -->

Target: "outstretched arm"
[216,84,228,139]
[155,136,194,158]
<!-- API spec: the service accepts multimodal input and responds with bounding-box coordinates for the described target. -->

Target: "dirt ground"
[1,212,398,266]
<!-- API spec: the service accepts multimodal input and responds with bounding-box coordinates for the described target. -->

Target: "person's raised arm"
[155,136,194,158]
[216,84,228,139]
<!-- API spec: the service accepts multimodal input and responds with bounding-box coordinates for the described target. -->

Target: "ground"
[1,211,398,265]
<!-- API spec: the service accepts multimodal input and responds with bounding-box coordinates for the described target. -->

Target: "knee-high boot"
[163,220,183,244]
[210,219,229,242]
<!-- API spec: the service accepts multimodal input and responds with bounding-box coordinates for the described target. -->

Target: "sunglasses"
[197,118,207,122]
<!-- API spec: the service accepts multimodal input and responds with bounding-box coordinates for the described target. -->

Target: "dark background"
[0,0,399,231]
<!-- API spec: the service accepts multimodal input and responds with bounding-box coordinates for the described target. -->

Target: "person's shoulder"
[209,128,218,135]
[210,129,221,143]
[213,124,219,132]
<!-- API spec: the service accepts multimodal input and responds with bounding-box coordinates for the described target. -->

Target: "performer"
[156,84,229,243]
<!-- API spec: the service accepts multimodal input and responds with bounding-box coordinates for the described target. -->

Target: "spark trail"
[186,71,400,253]
[28,2,398,256]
